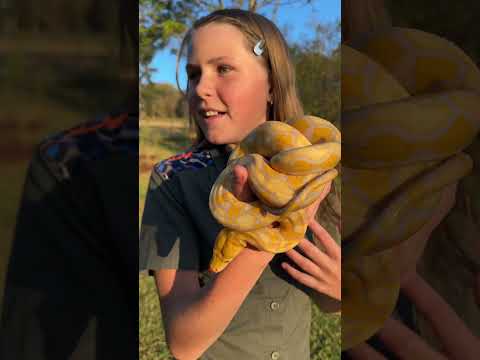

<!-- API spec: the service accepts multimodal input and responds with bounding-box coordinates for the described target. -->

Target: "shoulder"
[152,145,220,183]
[38,111,138,181]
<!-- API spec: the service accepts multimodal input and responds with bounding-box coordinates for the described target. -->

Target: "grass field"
[139,117,341,360]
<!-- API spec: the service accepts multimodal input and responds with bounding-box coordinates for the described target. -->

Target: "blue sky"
[151,0,340,88]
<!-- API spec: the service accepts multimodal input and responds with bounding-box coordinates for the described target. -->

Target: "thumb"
[232,165,255,202]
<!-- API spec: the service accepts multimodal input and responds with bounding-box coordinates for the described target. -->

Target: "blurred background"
[138,1,341,359]
[341,0,480,355]
[0,0,136,311]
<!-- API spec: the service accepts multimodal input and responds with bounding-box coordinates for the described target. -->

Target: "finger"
[377,318,448,360]
[422,183,457,235]
[313,181,332,209]
[308,220,341,260]
[323,180,332,196]
[316,181,332,202]
[306,197,322,223]
[401,273,480,358]
[441,182,457,213]
[232,165,255,202]
[281,262,321,292]
[294,238,332,272]
[284,247,324,279]
[347,342,387,360]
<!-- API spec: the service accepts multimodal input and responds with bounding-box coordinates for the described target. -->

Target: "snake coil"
[208,116,341,273]
[342,28,480,349]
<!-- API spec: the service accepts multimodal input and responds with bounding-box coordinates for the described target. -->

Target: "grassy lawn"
[139,117,341,360]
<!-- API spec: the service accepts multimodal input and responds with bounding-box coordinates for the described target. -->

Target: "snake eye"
[271,221,280,228]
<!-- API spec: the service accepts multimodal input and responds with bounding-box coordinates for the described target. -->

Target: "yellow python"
[342,28,480,349]
[208,116,341,273]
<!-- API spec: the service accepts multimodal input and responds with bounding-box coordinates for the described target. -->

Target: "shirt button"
[271,351,280,359]
[270,301,280,310]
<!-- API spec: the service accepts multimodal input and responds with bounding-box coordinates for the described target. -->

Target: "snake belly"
[208,116,341,273]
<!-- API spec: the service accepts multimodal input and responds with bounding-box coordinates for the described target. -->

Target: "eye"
[187,71,200,81]
[218,64,232,75]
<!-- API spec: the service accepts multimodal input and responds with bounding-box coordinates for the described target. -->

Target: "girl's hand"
[346,183,480,359]
[232,164,340,300]
[282,219,341,301]
[347,273,480,360]
[232,165,256,202]
[232,164,332,224]
[305,181,332,224]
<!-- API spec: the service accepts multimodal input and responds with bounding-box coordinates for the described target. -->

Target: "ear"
[268,90,273,104]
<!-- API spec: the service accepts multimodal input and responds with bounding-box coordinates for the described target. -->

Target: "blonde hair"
[175,9,304,146]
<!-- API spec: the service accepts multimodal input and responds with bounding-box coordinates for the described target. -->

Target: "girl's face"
[187,23,271,145]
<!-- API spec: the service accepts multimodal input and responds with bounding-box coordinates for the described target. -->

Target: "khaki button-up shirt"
[140,144,317,359]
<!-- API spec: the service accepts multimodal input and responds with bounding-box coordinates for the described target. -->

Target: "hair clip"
[253,39,265,56]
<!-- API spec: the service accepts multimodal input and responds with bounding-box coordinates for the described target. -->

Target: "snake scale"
[208,116,341,273]
[342,28,480,349]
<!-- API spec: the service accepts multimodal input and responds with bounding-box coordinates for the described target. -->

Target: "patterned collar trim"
[189,140,237,157]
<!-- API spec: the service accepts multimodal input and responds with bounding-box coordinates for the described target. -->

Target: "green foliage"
[310,304,341,359]
[290,20,340,126]
[139,0,190,82]
[292,45,340,125]
[139,274,171,360]
[140,83,185,118]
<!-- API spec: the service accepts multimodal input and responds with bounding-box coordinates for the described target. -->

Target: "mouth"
[200,110,228,122]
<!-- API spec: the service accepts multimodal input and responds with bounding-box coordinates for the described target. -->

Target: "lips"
[203,112,227,123]
[198,108,227,123]
[199,109,226,116]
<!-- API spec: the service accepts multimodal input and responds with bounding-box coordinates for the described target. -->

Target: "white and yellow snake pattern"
[342,28,480,349]
[208,116,341,273]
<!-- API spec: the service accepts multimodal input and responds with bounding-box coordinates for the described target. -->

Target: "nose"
[194,72,215,100]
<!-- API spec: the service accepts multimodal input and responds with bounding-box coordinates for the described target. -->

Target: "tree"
[140,83,184,118]
[291,19,340,126]
[139,0,191,82]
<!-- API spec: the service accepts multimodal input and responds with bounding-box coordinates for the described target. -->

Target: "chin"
[205,133,228,145]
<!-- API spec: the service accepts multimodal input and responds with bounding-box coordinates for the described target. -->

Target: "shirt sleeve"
[139,169,200,273]
[0,150,136,360]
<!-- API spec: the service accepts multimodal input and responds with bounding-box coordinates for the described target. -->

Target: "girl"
[140,9,341,360]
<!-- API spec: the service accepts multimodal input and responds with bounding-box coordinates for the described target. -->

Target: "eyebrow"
[186,56,233,70]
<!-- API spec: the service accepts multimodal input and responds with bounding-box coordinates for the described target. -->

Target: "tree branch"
[257,0,311,9]
[270,0,280,22]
